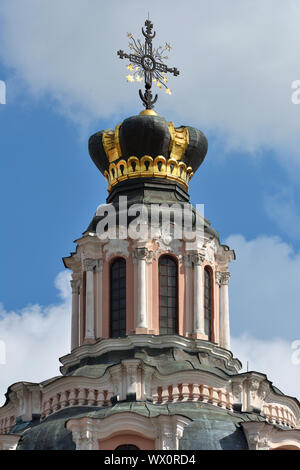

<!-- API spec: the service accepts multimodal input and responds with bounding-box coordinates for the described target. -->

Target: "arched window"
[115,444,140,450]
[204,267,212,339]
[110,258,126,338]
[159,255,178,335]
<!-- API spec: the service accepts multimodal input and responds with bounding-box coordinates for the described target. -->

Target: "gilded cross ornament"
[117,19,180,109]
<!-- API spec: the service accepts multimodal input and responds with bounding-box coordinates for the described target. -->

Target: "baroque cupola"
[1,17,299,452]
[63,21,234,348]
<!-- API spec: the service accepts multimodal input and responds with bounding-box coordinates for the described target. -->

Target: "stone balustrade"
[152,383,234,410]
[41,388,113,419]
[0,379,298,435]
[262,404,296,429]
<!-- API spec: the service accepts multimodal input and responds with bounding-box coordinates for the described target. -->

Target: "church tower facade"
[64,110,233,351]
[0,20,300,451]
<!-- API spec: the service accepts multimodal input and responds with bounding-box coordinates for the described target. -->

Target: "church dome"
[88,111,208,192]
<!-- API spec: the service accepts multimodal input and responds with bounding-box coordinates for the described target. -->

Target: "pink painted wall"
[77,249,222,347]
[98,432,155,450]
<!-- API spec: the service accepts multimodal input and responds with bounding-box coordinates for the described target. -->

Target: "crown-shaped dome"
[88,111,208,192]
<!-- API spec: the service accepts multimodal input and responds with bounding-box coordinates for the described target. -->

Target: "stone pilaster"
[192,253,205,338]
[134,247,152,332]
[70,279,80,350]
[84,259,97,341]
[216,271,231,350]
[123,359,141,400]
[95,259,103,338]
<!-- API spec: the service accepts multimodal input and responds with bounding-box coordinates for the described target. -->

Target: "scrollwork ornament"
[216,271,230,286]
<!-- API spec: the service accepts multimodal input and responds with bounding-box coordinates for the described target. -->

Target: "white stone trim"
[192,253,205,335]
[70,279,80,350]
[216,271,231,350]
[59,335,241,374]
[1,364,299,434]
[66,412,191,450]
[134,248,149,329]
[241,422,300,450]
[152,382,233,410]
[0,434,20,450]
[103,239,129,259]
[83,259,97,340]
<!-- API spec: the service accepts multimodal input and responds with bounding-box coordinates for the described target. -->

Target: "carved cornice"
[153,236,182,260]
[103,239,129,259]
[75,233,104,260]
[63,251,82,272]
[215,244,235,265]
[59,335,242,375]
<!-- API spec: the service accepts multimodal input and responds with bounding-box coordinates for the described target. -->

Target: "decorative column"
[134,248,151,331]
[14,385,32,422]
[123,359,141,400]
[95,259,103,338]
[155,416,190,450]
[216,271,231,350]
[192,253,205,337]
[109,364,124,401]
[142,366,154,401]
[240,422,273,450]
[156,416,176,450]
[84,259,96,341]
[70,279,80,350]
[67,419,97,450]
[183,254,193,337]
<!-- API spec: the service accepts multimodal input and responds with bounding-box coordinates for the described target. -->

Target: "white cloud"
[227,234,300,400]
[226,234,300,340]
[264,188,300,240]
[0,235,299,409]
[0,271,71,407]
[232,335,300,400]
[1,1,300,167]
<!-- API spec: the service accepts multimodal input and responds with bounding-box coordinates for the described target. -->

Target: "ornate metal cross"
[117,19,180,110]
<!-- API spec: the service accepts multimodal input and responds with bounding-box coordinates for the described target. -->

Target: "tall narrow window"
[110,258,126,338]
[204,267,212,339]
[159,256,178,335]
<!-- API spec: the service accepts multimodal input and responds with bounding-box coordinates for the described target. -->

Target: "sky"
[0,0,300,406]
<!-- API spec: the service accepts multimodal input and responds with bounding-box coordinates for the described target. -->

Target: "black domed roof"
[88,112,208,192]
[119,114,171,160]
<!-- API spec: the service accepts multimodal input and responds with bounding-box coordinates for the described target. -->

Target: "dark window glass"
[110,258,126,338]
[115,444,140,450]
[159,256,178,335]
[204,267,212,339]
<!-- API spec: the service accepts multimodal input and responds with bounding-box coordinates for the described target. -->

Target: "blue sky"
[0,95,293,328]
[0,0,300,402]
